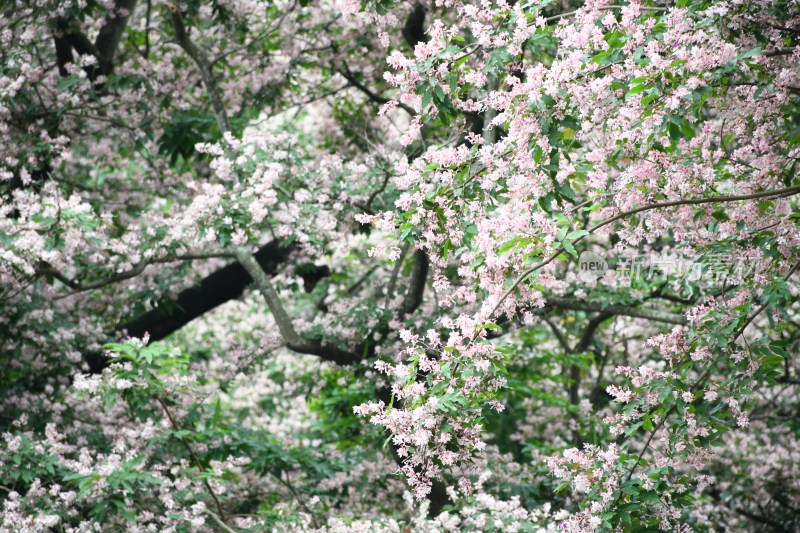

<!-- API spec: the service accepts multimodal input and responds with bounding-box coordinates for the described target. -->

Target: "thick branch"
[402,3,428,48]
[64,31,99,58]
[235,248,361,366]
[54,36,74,77]
[56,0,136,81]
[121,243,291,340]
[94,0,137,74]
[764,47,797,57]
[85,241,294,373]
[573,312,614,353]
[401,250,429,316]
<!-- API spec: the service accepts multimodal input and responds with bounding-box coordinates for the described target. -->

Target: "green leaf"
[57,75,81,90]
[628,83,647,96]
[736,47,763,60]
[566,230,589,240]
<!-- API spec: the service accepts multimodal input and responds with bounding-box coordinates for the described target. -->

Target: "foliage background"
[0,0,799,531]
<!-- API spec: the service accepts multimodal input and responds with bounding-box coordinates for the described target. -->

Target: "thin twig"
[156,396,228,524]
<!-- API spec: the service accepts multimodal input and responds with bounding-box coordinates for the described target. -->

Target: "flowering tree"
[1,0,799,531]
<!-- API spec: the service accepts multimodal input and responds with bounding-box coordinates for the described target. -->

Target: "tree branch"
[401,249,429,316]
[591,186,800,235]
[94,0,137,74]
[573,312,614,353]
[53,36,74,77]
[156,395,228,524]
[235,248,361,366]
[489,186,800,319]
[337,65,416,116]
[55,0,137,82]
[169,3,231,133]
[402,3,428,48]
[86,241,295,373]
[546,297,686,326]
[543,317,570,352]
[734,260,800,340]
[235,248,305,347]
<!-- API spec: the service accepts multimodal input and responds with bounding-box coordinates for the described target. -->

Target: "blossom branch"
[489,186,800,319]
[734,260,800,340]
[543,5,667,24]
[618,262,800,491]
[618,363,715,497]
[589,186,800,234]
[43,250,237,297]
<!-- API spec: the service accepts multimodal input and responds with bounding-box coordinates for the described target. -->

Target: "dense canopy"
[1,0,799,531]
